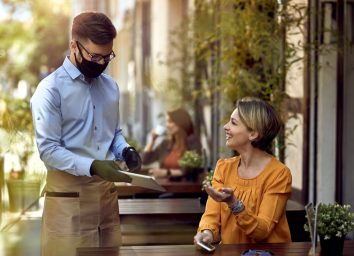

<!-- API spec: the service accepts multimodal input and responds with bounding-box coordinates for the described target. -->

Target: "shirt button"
[97,146,100,150]
[93,105,96,109]
[94,126,97,130]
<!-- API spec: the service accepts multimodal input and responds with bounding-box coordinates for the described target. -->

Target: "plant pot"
[319,236,345,256]
[6,179,41,212]
[183,167,202,182]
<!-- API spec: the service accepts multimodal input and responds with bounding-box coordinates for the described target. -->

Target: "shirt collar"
[63,56,81,80]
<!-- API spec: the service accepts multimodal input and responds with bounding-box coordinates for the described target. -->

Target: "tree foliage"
[28,0,71,85]
[0,96,34,172]
[0,0,70,172]
[0,18,34,87]
[0,0,70,89]
[163,0,306,158]
[167,0,305,109]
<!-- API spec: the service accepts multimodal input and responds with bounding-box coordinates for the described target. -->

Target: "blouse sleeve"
[197,160,225,242]
[235,167,292,241]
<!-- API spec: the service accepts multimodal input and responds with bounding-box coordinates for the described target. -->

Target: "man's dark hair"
[72,11,117,44]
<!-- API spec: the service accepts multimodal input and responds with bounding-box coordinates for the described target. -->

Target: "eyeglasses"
[241,249,274,256]
[76,41,116,63]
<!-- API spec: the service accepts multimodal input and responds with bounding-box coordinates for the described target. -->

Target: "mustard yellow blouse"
[198,156,292,244]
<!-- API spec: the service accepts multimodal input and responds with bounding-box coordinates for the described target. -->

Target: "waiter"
[31,11,141,256]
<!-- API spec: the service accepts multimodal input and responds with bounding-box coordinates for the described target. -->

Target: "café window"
[320,1,337,44]
[347,1,354,44]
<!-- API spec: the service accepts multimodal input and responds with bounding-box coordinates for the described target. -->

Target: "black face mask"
[74,47,108,79]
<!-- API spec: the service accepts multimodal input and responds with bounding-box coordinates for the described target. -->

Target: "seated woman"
[194,97,292,246]
[141,108,202,179]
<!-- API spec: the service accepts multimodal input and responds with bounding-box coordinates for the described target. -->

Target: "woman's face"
[166,114,180,135]
[223,108,252,150]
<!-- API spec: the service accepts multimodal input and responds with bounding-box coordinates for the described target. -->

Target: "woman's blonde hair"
[237,97,282,152]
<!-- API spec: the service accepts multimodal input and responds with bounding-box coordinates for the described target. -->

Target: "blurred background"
[0,0,353,236]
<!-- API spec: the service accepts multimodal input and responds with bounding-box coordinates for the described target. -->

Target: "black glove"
[122,146,142,172]
[90,160,132,183]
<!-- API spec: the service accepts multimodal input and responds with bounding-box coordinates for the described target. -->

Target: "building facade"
[69,0,354,210]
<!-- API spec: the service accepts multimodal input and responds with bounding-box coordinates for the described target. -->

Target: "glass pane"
[321,2,337,44]
[346,3,354,44]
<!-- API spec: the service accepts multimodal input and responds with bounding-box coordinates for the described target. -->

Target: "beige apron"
[41,170,121,256]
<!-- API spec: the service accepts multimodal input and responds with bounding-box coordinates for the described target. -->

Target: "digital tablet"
[118,170,166,192]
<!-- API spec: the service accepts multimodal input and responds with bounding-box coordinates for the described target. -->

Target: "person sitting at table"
[194,97,292,246]
[141,108,202,179]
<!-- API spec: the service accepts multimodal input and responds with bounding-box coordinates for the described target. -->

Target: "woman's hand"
[204,183,236,206]
[144,130,159,152]
[194,230,213,245]
[150,129,159,141]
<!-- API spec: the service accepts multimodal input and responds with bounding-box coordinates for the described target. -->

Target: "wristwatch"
[229,200,245,215]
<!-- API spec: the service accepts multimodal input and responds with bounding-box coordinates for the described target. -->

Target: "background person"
[141,108,201,178]
[194,97,292,246]
[31,11,141,256]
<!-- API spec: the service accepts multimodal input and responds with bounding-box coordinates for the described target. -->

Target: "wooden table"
[77,241,354,256]
[119,198,204,216]
[118,198,203,245]
[118,198,309,245]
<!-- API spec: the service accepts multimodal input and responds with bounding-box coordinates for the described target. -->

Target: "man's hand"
[122,146,142,172]
[90,160,132,182]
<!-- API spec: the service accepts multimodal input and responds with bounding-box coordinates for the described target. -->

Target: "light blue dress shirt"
[30,57,129,177]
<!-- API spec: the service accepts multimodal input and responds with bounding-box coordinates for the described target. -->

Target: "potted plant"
[200,169,214,205]
[202,169,214,188]
[304,203,354,256]
[178,150,203,182]
[1,96,45,212]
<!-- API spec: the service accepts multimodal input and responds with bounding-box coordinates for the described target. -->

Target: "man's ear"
[69,40,77,52]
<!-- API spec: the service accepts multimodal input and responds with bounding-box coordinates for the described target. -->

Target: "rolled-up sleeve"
[110,128,129,160]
